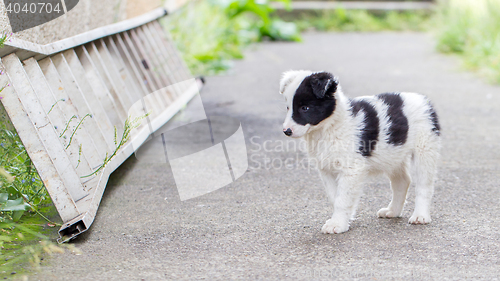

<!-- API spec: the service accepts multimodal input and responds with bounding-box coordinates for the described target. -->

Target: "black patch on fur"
[350,100,379,157]
[292,72,337,126]
[377,93,409,145]
[427,102,441,136]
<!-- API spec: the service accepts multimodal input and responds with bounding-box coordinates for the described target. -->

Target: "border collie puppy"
[280,70,441,234]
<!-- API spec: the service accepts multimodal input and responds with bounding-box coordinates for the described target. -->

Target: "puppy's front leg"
[322,173,363,234]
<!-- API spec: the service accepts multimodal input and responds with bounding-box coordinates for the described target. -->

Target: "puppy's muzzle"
[283,128,292,136]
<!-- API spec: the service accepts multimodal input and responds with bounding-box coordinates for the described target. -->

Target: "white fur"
[280,71,441,234]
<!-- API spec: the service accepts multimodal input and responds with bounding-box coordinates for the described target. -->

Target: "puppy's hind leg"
[377,163,411,218]
[408,137,440,225]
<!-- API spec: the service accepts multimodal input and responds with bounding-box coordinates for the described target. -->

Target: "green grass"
[434,0,500,82]
[0,102,69,278]
[0,33,77,278]
[290,9,430,32]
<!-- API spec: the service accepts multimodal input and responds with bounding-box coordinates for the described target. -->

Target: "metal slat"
[145,22,186,88]
[134,28,171,88]
[147,24,190,95]
[120,32,164,116]
[62,50,117,151]
[93,40,137,108]
[50,53,111,158]
[0,54,81,222]
[74,46,128,125]
[38,57,104,171]
[115,35,161,120]
[5,57,89,201]
[128,30,172,107]
[131,29,175,106]
[128,30,165,94]
[103,37,145,105]
[111,34,157,134]
[23,58,94,178]
[139,25,183,98]
[84,43,131,120]
[152,20,192,81]
[121,32,156,94]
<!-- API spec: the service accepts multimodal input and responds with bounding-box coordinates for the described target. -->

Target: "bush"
[435,0,500,82]
[163,0,300,75]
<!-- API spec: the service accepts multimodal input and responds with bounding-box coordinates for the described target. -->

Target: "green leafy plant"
[82,113,148,178]
[290,8,430,32]
[222,0,301,41]
[163,0,250,75]
[0,32,70,278]
[434,0,500,82]
[0,32,12,48]
[163,0,301,75]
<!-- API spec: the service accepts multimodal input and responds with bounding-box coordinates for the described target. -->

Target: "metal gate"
[0,7,202,242]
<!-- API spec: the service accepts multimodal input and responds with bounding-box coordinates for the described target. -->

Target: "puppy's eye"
[287,106,289,111]
[300,105,309,112]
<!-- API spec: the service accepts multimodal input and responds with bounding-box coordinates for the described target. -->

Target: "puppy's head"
[280,71,338,138]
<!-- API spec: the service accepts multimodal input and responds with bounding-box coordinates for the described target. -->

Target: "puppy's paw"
[408,213,431,225]
[377,207,401,218]
[321,218,349,234]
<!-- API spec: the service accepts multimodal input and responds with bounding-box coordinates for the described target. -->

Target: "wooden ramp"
[0,7,202,242]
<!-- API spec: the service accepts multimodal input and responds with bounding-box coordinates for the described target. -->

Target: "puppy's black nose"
[283,128,292,136]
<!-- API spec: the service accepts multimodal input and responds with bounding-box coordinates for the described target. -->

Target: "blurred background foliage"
[163,0,301,75]
[163,0,432,76]
[435,0,500,83]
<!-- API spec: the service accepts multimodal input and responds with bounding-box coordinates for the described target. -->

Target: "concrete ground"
[36,32,500,280]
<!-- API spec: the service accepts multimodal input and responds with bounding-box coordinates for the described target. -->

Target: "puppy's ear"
[280,70,301,95]
[310,72,338,99]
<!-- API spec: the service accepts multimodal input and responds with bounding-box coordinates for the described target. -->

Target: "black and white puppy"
[280,70,441,234]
